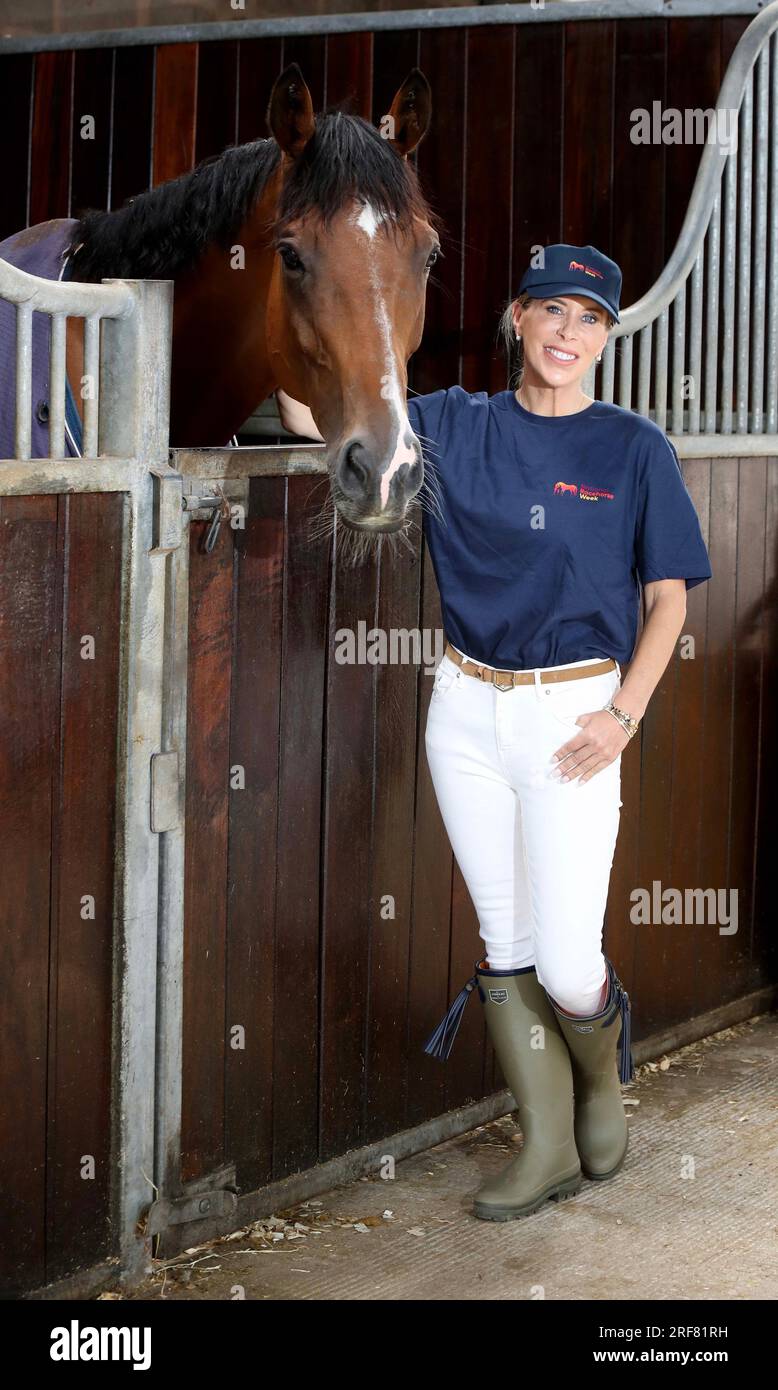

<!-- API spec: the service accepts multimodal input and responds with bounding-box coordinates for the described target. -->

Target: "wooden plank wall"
[2,15,775,1280]
[0,494,124,1295]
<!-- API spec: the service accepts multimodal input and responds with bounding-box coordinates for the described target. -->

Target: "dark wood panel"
[71,48,113,218]
[513,24,565,265]
[224,479,285,1193]
[279,33,325,111]
[663,459,713,1023]
[413,23,466,395]
[237,36,284,145]
[0,55,34,240]
[29,51,72,225]
[181,522,234,1184]
[562,20,615,253]
[364,524,425,1142]
[195,39,239,163]
[0,496,59,1296]
[111,46,155,206]
[729,458,768,992]
[408,543,463,1125]
[271,477,329,1177]
[666,18,725,266]
[695,456,739,1017]
[319,540,380,1158]
[46,492,122,1282]
[752,458,778,982]
[152,43,197,186]
[324,31,372,116]
[460,24,515,396]
[613,19,667,305]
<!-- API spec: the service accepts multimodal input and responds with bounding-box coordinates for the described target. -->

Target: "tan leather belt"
[444,640,616,692]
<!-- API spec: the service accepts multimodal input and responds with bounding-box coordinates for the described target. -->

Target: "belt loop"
[533,667,542,696]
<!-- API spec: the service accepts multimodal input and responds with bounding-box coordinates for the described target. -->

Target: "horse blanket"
[0,218,84,459]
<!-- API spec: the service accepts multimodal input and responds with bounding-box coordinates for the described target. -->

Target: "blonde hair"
[497,291,616,391]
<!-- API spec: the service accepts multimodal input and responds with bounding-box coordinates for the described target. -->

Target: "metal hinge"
[150,751,181,832]
[143,1163,239,1238]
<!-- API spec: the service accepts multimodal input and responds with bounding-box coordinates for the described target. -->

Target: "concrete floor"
[110,1011,777,1302]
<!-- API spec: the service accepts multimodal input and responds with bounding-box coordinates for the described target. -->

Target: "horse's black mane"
[66,107,439,282]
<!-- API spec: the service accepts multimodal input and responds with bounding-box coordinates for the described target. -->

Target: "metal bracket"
[150,750,181,832]
[149,465,183,554]
[143,1163,239,1238]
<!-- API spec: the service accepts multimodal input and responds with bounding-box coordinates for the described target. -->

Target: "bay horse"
[1,63,444,540]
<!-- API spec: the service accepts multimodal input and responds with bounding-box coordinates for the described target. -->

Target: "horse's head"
[263,64,440,534]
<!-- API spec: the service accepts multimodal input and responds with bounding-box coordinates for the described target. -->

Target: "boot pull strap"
[422,974,479,1060]
[617,986,634,1084]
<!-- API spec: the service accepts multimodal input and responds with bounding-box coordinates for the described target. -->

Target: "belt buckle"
[493,673,515,693]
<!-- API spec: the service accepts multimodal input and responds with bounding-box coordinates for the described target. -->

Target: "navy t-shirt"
[407,386,712,669]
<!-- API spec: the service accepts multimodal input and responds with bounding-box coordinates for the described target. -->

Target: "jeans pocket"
[542,672,615,730]
[431,663,457,701]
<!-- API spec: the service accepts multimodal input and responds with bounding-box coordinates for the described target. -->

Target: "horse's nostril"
[338,440,370,496]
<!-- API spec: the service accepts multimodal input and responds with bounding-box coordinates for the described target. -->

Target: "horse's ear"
[267,62,316,159]
[382,67,431,158]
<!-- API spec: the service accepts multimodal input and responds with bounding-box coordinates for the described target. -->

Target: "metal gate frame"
[0,258,178,1297]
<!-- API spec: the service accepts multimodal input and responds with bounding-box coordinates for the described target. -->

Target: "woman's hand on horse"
[550,710,631,783]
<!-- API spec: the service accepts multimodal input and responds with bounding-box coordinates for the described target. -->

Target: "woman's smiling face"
[513,294,610,386]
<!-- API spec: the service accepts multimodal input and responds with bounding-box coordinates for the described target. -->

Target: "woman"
[277,242,712,1224]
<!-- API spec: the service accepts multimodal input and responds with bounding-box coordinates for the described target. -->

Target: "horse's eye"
[279,244,304,272]
[426,248,439,270]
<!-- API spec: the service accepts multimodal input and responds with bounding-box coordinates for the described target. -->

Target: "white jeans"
[424,649,624,1015]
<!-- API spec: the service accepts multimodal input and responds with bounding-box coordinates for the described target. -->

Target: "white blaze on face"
[350,198,417,511]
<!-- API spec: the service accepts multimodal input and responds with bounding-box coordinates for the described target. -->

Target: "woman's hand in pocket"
[549,709,631,783]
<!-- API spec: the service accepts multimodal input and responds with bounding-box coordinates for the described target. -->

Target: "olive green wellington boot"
[423,959,582,1221]
[545,956,635,1182]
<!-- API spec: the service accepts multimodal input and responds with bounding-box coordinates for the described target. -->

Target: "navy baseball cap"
[517,243,621,324]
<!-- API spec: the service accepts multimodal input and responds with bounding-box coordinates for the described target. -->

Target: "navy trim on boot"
[422,959,536,1061]
[548,956,634,1083]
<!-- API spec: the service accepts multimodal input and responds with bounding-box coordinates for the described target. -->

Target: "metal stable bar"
[672,280,687,434]
[688,245,704,434]
[736,74,753,432]
[720,145,738,433]
[49,311,66,460]
[751,43,769,433]
[619,333,633,410]
[0,458,142,491]
[98,279,176,1292]
[83,315,100,458]
[0,2,767,57]
[654,307,670,432]
[637,322,652,418]
[14,302,32,459]
[767,32,778,433]
[704,192,721,433]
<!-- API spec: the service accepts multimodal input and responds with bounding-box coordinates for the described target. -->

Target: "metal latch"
[182,481,235,553]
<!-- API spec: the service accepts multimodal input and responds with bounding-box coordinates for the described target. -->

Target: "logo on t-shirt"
[553,480,615,502]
